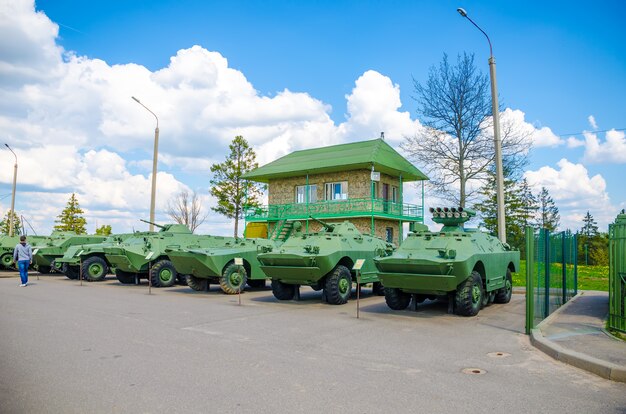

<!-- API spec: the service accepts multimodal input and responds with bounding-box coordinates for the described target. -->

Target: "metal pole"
[132,97,159,232]
[544,230,551,319]
[562,232,566,305]
[525,226,534,334]
[5,144,18,237]
[457,8,506,243]
[148,261,152,295]
[356,270,361,319]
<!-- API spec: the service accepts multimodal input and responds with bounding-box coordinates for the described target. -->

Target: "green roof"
[242,139,428,183]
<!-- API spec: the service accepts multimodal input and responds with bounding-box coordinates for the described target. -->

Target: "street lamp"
[457,7,506,243]
[132,96,160,232]
[4,144,18,237]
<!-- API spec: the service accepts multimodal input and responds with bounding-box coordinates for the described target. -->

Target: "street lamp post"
[457,7,506,243]
[132,96,159,232]
[5,144,18,237]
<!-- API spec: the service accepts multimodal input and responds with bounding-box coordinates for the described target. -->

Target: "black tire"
[149,260,177,288]
[271,279,295,300]
[246,279,266,289]
[324,265,352,305]
[177,274,189,286]
[187,274,209,291]
[455,271,483,317]
[82,256,108,282]
[494,269,513,304]
[372,282,385,296]
[220,263,248,294]
[1,253,14,269]
[116,269,136,285]
[384,287,411,310]
[62,263,79,280]
[38,265,52,274]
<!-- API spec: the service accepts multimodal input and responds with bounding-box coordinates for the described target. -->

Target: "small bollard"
[235,257,243,306]
[353,259,365,319]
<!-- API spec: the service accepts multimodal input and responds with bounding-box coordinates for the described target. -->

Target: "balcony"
[245,198,423,222]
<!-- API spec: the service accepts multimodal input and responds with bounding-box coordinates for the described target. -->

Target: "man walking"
[13,235,32,287]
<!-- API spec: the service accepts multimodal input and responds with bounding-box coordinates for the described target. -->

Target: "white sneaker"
[19,284,26,287]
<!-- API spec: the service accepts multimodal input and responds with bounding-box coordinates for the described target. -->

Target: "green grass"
[513,260,609,291]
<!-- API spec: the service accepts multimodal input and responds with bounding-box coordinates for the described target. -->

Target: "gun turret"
[139,219,166,230]
[429,207,476,231]
[308,216,335,232]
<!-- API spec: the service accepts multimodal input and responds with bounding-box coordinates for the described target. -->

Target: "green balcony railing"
[245,198,423,222]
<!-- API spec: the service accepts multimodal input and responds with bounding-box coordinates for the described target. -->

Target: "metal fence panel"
[609,212,626,333]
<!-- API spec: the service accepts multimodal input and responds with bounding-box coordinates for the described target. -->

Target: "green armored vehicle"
[257,218,394,305]
[31,232,108,274]
[0,235,47,270]
[374,207,520,316]
[103,221,225,287]
[167,235,282,294]
[54,233,134,281]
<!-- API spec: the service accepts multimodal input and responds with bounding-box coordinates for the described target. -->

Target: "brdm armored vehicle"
[0,235,47,269]
[54,234,133,281]
[374,207,520,316]
[103,221,225,287]
[167,236,281,294]
[32,232,108,273]
[257,218,394,305]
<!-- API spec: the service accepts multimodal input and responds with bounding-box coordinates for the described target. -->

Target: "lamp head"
[4,143,9,148]
[457,7,467,17]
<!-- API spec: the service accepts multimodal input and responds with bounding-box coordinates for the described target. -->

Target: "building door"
[382,183,389,213]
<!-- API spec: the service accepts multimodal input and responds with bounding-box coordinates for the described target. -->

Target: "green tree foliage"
[580,211,599,237]
[54,193,87,234]
[577,211,608,266]
[0,210,21,236]
[210,136,263,237]
[95,224,112,236]
[538,187,560,232]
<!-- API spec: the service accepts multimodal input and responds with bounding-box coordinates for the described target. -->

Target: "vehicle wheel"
[38,265,52,274]
[324,265,352,305]
[247,279,266,289]
[150,260,177,288]
[220,263,248,294]
[82,256,108,282]
[271,279,295,300]
[62,263,79,280]
[177,274,188,286]
[384,288,411,310]
[372,282,385,296]
[115,269,136,284]
[455,271,483,317]
[187,274,208,291]
[494,269,513,304]
[1,253,14,269]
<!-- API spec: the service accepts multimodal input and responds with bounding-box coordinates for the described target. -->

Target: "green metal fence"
[609,211,626,333]
[525,227,578,334]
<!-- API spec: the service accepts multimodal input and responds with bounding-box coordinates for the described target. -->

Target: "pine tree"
[54,193,87,234]
[580,211,599,237]
[95,224,112,236]
[538,187,560,231]
[209,136,264,237]
[0,210,21,235]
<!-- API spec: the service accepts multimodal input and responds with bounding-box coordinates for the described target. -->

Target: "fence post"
[573,233,578,296]
[562,231,567,305]
[544,229,551,319]
[525,226,535,335]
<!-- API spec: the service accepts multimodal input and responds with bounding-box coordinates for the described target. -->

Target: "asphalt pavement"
[1,273,625,413]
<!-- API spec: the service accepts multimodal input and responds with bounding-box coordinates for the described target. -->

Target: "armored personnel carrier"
[31,232,108,274]
[257,218,394,305]
[54,233,133,281]
[167,235,282,294]
[102,221,225,287]
[374,207,519,316]
[0,235,47,270]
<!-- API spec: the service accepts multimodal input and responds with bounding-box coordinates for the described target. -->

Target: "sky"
[0,0,624,236]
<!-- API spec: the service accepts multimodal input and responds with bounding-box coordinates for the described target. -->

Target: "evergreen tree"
[538,187,560,231]
[0,210,21,235]
[54,193,87,234]
[95,224,112,236]
[210,136,263,237]
[580,211,599,237]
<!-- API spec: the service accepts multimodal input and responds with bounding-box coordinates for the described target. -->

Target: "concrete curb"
[530,292,626,383]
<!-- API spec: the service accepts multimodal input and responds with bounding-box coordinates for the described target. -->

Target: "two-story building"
[241,138,428,245]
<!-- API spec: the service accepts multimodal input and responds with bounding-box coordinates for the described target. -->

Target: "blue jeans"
[18,260,29,284]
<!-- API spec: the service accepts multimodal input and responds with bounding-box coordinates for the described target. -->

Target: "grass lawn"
[513,260,609,291]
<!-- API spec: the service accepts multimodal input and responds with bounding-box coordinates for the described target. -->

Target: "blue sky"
[1,0,624,234]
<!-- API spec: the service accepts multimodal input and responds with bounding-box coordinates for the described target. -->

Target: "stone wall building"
[242,139,427,245]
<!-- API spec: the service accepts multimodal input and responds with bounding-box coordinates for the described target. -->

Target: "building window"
[385,227,394,243]
[325,182,348,201]
[391,186,398,203]
[295,185,317,204]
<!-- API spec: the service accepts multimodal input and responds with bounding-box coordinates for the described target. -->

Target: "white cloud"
[524,159,616,230]
[567,136,585,148]
[582,129,626,164]
[588,115,598,130]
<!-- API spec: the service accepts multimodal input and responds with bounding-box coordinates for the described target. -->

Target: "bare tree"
[166,190,207,233]
[402,53,529,207]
